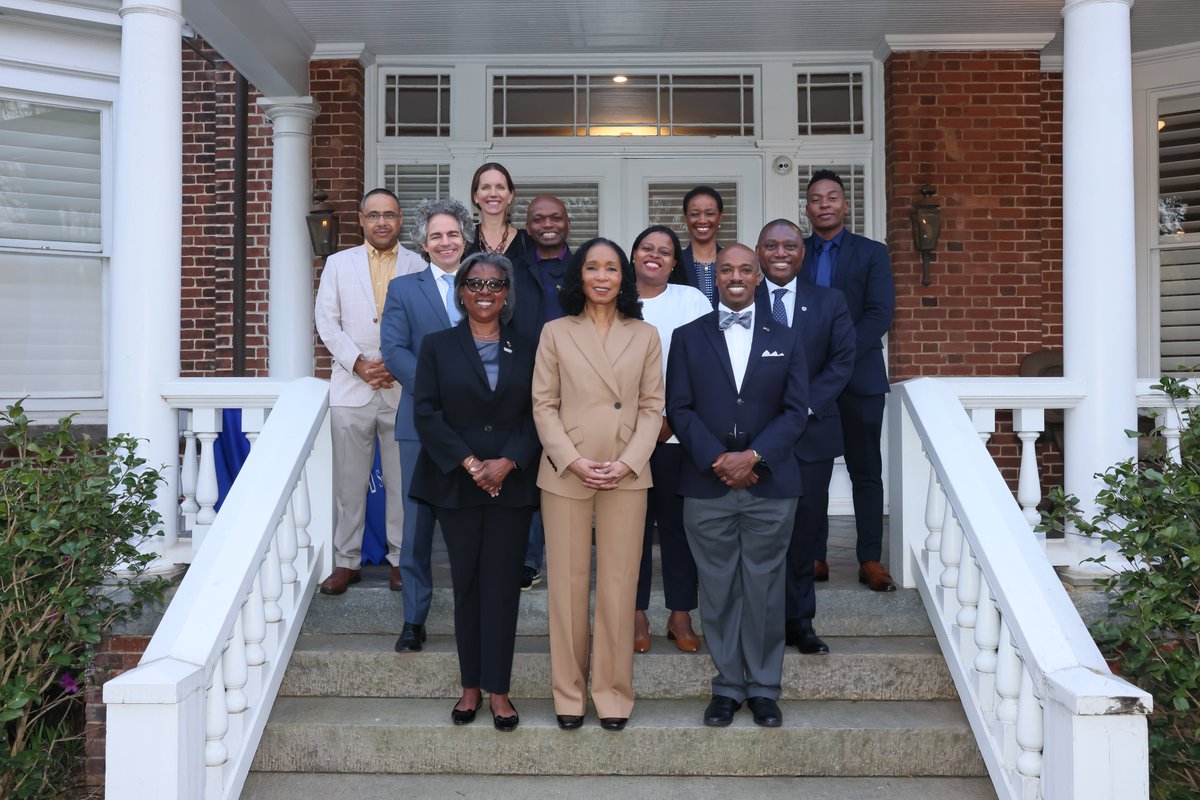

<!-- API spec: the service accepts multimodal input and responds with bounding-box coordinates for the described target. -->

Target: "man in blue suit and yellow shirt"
[755,220,855,655]
[381,198,476,652]
[667,243,810,728]
[800,170,897,592]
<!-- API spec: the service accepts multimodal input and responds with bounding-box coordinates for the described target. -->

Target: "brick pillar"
[309,59,366,380]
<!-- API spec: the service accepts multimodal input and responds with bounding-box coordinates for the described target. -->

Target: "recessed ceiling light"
[613,75,628,84]
[1158,119,1166,131]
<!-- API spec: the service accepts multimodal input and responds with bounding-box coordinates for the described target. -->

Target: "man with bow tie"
[666,243,810,729]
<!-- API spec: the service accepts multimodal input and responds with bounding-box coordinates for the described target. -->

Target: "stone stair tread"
[265,696,973,731]
[294,632,944,655]
[280,633,957,701]
[241,773,998,800]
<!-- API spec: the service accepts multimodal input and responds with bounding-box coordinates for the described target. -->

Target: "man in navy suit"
[756,220,855,655]
[667,243,810,729]
[380,198,474,651]
[800,170,897,592]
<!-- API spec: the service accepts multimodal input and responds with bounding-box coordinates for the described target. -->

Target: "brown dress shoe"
[666,611,701,653]
[389,566,402,592]
[813,560,829,582]
[319,566,360,596]
[634,610,651,653]
[858,561,897,592]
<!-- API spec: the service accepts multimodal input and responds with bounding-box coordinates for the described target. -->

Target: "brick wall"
[309,58,367,380]
[84,635,152,788]
[180,37,273,377]
[884,51,1065,492]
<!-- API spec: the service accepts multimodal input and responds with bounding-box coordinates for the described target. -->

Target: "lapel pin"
[503,340,513,353]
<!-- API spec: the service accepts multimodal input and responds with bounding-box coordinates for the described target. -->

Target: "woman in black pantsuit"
[409,251,540,732]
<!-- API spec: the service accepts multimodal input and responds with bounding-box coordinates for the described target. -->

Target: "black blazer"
[510,246,572,346]
[681,243,722,307]
[408,322,541,509]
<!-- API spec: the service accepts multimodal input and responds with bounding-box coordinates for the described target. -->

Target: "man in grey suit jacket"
[314,188,425,595]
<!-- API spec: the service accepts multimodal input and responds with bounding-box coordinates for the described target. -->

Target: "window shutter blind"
[647,181,739,247]
[510,181,601,244]
[383,163,451,251]
[0,100,101,248]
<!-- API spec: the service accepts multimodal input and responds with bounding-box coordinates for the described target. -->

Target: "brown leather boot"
[858,561,897,592]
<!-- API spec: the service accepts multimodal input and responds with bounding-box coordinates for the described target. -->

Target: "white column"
[108,0,183,563]
[258,97,320,379]
[1060,0,1138,575]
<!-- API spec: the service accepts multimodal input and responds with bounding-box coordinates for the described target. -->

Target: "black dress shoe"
[393,623,426,652]
[493,706,519,732]
[451,702,478,725]
[599,717,627,731]
[793,627,830,655]
[556,714,584,730]
[746,696,783,728]
[703,695,741,727]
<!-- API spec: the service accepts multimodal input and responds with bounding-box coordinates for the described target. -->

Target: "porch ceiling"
[276,0,1200,59]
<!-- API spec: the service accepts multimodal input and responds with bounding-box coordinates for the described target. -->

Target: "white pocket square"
[761,350,785,358]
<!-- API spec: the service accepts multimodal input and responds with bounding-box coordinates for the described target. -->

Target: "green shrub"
[1042,376,1200,800]
[1,403,166,798]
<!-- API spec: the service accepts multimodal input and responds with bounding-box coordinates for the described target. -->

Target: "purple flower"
[58,672,79,694]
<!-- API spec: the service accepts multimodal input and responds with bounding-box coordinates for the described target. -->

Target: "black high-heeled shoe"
[451,701,479,725]
[599,717,628,731]
[492,702,519,732]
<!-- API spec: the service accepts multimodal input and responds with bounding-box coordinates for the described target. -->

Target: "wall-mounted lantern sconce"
[306,189,339,258]
[911,185,942,287]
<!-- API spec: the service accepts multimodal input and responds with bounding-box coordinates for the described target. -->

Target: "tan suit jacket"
[532,313,665,499]
[314,243,426,408]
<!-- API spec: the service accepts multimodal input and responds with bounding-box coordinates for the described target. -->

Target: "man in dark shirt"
[512,194,573,591]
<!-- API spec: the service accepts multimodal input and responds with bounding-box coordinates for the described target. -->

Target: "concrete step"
[301,583,935,637]
[252,697,986,777]
[241,773,998,799]
[281,634,956,701]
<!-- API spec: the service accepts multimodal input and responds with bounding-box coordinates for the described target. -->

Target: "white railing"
[889,377,1151,800]
[103,377,332,800]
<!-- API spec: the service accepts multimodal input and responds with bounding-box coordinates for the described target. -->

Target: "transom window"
[492,72,755,138]
[797,71,865,136]
[382,73,451,138]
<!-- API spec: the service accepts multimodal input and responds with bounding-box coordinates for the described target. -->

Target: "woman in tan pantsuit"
[532,237,664,732]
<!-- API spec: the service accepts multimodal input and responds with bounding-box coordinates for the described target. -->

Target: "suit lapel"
[495,323,517,396]
[603,315,636,368]
[741,315,776,388]
[352,247,375,310]
[416,268,452,327]
[566,315,622,398]
[453,322,490,390]
[699,314,738,392]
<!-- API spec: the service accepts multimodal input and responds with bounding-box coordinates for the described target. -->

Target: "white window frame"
[377,69,453,140]
[1133,45,1200,378]
[0,88,112,424]
[794,64,871,140]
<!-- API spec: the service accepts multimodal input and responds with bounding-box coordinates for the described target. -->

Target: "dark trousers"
[835,392,887,564]
[399,440,437,624]
[435,504,533,695]
[786,458,834,625]
[637,443,698,612]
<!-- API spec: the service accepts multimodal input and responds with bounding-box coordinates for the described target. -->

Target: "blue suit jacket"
[379,267,453,441]
[756,281,856,462]
[799,231,894,396]
[666,309,809,499]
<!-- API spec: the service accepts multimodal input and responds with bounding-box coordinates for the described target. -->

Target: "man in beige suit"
[531,238,664,732]
[314,188,426,594]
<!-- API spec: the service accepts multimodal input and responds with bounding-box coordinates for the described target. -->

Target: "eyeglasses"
[362,212,399,222]
[464,278,509,293]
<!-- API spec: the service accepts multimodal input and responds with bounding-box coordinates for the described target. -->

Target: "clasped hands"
[462,455,515,497]
[712,450,759,490]
[354,357,395,390]
[567,458,632,491]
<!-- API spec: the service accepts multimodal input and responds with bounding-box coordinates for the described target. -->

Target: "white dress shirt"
[718,302,754,392]
[429,263,460,320]
[642,283,712,444]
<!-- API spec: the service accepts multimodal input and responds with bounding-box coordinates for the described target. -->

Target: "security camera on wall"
[771,155,793,176]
